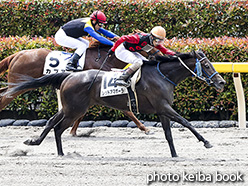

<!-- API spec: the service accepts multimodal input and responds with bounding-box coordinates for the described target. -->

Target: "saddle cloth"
[100,68,141,97]
[100,68,141,114]
[43,51,86,75]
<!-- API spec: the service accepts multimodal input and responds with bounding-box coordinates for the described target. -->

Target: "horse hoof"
[71,133,77,137]
[23,139,39,146]
[58,152,64,156]
[204,141,213,148]
[145,129,154,135]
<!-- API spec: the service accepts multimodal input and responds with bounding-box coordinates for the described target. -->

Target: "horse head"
[193,50,226,92]
[153,50,226,92]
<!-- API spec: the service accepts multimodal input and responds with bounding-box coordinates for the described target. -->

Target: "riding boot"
[115,68,134,87]
[66,53,83,72]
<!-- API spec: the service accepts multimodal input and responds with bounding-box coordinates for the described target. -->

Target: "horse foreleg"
[69,115,84,136]
[159,115,178,157]
[163,104,212,149]
[123,111,152,135]
[176,116,212,148]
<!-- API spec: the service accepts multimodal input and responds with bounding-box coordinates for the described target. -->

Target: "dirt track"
[0,126,247,186]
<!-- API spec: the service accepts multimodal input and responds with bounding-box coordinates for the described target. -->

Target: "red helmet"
[90,10,107,24]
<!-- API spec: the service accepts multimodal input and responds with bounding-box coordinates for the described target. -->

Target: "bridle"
[178,52,219,85]
[156,51,219,86]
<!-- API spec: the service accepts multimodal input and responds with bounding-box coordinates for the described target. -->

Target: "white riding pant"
[55,28,89,56]
[115,43,147,71]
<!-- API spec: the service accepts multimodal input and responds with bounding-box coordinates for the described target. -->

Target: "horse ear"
[191,50,196,57]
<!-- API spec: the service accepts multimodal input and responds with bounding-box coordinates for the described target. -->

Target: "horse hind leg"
[69,111,153,137]
[24,110,65,146]
[123,111,153,135]
[0,87,8,109]
[54,101,89,155]
[69,115,84,136]
[0,87,16,111]
[54,117,78,156]
[0,86,8,95]
[0,89,27,111]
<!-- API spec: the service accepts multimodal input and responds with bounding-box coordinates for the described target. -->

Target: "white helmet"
[150,26,166,39]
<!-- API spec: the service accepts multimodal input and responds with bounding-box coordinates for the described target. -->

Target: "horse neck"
[159,57,196,85]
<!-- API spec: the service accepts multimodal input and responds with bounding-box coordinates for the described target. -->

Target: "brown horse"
[5,50,226,157]
[0,43,161,135]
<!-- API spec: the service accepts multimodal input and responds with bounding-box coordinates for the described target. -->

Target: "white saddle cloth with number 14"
[100,68,141,97]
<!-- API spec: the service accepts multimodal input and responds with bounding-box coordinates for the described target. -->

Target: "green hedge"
[1,0,247,121]
[0,0,247,38]
[1,36,247,120]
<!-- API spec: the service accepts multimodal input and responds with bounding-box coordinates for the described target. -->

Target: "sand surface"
[0,126,247,186]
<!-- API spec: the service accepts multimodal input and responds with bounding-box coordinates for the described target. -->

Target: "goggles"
[153,37,164,44]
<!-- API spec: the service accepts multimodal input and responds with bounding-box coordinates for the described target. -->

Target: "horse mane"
[156,52,193,62]
[143,51,194,65]
[89,41,111,49]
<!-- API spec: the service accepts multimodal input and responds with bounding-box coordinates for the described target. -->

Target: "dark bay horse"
[0,43,160,135]
[5,50,226,157]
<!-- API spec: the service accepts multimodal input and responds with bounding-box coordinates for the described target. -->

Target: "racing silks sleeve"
[84,26,114,46]
[98,28,118,38]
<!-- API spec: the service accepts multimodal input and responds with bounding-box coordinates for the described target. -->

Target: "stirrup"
[66,63,77,71]
[115,79,130,87]
[72,65,83,72]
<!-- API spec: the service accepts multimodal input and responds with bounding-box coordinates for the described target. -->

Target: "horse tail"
[5,73,71,96]
[0,53,18,75]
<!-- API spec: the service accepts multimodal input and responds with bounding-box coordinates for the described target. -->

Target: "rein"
[149,49,160,56]
[156,54,218,86]
[95,45,102,62]
[156,62,177,86]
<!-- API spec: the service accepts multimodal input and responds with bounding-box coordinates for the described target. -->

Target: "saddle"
[109,67,141,114]
[128,68,141,114]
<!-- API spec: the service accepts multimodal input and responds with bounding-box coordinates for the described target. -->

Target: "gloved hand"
[113,36,120,42]
[108,49,114,57]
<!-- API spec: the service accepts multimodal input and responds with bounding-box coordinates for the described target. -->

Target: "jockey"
[55,10,119,71]
[108,26,176,87]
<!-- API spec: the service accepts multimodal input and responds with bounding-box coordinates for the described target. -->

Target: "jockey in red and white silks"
[108,26,176,87]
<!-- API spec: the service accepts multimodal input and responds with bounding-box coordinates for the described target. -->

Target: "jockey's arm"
[111,34,140,52]
[155,45,176,56]
[98,28,119,38]
[84,27,114,46]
